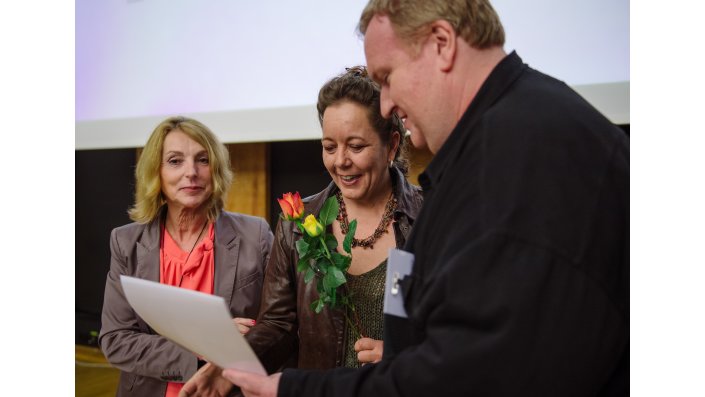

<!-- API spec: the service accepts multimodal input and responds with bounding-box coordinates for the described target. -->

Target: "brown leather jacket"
[246,168,423,373]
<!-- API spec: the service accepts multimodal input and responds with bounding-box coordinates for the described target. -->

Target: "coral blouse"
[159,222,215,397]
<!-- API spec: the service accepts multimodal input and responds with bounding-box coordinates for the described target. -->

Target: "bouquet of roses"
[277,192,364,337]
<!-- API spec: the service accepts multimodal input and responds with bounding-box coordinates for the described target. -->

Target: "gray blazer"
[99,210,273,396]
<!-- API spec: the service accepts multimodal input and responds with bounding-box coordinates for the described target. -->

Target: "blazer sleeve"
[245,216,299,374]
[98,227,198,382]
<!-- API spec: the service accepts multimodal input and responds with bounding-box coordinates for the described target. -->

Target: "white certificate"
[120,275,266,375]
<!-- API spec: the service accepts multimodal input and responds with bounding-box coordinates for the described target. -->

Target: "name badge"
[383,248,414,318]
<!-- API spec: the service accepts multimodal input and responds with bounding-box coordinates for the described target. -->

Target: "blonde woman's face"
[160,130,213,212]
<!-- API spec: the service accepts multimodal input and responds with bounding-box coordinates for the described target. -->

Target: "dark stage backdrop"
[269,140,331,228]
[76,149,135,345]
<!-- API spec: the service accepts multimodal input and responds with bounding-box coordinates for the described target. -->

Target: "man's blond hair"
[359,0,505,49]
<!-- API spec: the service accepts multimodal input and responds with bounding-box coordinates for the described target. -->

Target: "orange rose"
[277,192,304,221]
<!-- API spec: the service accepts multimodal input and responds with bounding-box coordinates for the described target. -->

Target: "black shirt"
[280,51,628,397]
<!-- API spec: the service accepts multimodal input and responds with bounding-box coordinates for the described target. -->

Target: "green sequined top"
[342,259,387,368]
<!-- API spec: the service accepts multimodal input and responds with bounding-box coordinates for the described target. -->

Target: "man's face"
[364,15,437,152]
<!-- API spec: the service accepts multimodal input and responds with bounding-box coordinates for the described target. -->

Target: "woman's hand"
[233,317,256,335]
[179,362,233,397]
[354,337,383,364]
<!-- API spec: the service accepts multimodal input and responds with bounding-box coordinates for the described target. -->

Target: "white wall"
[76,0,629,149]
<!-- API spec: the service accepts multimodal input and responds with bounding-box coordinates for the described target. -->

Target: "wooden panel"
[224,142,270,219]
[406,145,434,186]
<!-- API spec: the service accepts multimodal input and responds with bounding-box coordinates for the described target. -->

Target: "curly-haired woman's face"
[321,101,397,205]
[160,130,213,211]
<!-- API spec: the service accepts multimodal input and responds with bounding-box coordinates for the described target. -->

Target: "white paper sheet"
[120,275,266,375]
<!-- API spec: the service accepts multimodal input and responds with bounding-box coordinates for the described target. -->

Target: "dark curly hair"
[317,65,409,175]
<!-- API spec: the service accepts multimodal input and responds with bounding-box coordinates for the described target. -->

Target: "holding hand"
[233,317,256,335]
[222,369,281,397]
[354,337,383,364]
[179,362,233,397]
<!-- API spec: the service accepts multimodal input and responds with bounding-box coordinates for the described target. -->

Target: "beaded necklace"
[336,190,397,249]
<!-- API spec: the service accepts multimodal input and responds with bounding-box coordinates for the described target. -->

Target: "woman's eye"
[349,145,364,153]
[167,158,182,165]
[323,146,335,153]
[198,157,209,164]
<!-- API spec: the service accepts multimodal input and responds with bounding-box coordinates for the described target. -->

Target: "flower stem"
[319,236,332,259]
[344,309,364,341]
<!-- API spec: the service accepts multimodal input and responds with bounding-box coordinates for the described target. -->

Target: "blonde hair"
[128,116,233,224]
[358,0,505,50]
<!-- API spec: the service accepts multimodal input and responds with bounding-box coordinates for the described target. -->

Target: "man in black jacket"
[218,1,628,396]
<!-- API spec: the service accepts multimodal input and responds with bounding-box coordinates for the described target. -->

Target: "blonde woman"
[99,116,273,397]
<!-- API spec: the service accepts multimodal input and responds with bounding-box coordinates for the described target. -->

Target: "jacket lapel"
[214,213,240,307]
[135,216,161,282]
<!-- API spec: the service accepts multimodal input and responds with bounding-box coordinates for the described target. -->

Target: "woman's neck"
[343,180,393,219]
[165,206,208,244]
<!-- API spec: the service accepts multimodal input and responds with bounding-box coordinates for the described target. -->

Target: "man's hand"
[179,362,234,397]
[354,337,383,364]
[221,369,281,397]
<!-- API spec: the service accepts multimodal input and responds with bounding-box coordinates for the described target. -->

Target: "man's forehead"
[364,14,395,48]
[363,15,397,81]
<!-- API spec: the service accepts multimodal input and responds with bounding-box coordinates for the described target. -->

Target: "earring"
[389,160,394,168]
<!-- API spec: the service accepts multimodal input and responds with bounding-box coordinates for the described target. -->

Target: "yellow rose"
[302,214,324,237]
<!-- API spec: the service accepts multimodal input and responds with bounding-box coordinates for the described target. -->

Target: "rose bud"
[278,192,304,221]
[302,214,324,237]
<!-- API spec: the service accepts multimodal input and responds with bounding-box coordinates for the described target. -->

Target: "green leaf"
[319,196,339,226]
[322,272,334,291]
[296,257,310,273]
[323,267,346,291]
[313,258,327,274]
[324,233,338,252]
[310,299,324,314]
[299,249,313,261]
[330,267,347,287]
[330,291,337,307]
[295,239,309,256]
[330,252,350,271]
[314,299,325,313]
[304,267,316,284]
[342,219,357,253]
[307,235,320,251]
[295,221,306,234]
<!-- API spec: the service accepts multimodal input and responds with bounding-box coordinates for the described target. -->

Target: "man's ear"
[428,20,457,72]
